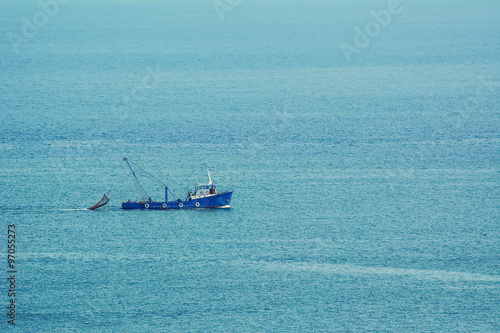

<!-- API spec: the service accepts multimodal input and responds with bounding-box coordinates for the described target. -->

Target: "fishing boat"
[121,158,233,210]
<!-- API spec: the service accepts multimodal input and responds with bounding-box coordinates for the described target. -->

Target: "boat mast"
[123,158,150,202]
[206,166,213,185]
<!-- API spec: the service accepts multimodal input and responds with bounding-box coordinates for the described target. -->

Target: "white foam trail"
[253,261,500,283]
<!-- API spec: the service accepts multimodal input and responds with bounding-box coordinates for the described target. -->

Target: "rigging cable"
[127,159,178,201]
[128,160,167,186]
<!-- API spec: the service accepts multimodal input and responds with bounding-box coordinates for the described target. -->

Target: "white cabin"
[188,167,219,199]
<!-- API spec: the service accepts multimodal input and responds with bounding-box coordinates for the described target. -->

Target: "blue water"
[1,0,499,331]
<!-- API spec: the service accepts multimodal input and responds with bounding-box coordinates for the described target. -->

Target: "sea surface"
[1,0,499,332]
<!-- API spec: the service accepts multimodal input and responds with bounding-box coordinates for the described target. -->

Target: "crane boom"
[123,157,150,202]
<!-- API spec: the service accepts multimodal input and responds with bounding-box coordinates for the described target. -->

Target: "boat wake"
[0,206,95,213]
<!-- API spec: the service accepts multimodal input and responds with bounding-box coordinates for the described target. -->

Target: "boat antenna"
[206,164,213,185]
[123,157,150,202]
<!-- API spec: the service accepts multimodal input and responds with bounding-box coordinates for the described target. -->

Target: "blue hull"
[122,191,233,210]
